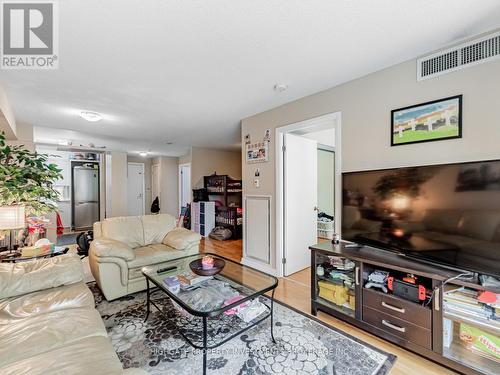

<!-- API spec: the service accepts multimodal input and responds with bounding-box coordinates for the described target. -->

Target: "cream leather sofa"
[0,254,146,375]
[89,214,201,300]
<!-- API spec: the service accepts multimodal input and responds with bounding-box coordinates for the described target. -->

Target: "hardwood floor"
[200,237,458,375]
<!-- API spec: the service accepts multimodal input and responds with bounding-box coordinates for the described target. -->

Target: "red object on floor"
[56,213,64,236]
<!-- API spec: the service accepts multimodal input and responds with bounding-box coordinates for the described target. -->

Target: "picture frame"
[391,95,462,146]
[246,141,269,163]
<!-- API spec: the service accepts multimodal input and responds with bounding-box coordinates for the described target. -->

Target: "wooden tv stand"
[310,241,500,375]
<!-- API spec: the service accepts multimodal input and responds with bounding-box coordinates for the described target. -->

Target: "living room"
[1,1,500,375]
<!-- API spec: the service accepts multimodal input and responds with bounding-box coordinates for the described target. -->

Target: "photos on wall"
[246,141,268,163]
[391,95,462,146]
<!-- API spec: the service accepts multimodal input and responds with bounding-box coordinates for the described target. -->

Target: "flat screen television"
[342,159,500,278]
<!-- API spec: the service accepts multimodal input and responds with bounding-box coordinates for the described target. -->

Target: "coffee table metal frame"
[142,253,278,375]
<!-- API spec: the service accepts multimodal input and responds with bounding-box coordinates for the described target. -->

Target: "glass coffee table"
[142,253,278,375]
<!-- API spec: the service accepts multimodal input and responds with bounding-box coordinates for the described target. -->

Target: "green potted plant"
[0,132,62,246]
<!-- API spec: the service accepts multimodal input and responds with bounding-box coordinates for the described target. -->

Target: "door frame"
[127,162,145,216]
[275,112,341,277]
[178,163,191,215]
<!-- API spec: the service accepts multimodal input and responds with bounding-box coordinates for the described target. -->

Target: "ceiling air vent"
[417,30,500,81]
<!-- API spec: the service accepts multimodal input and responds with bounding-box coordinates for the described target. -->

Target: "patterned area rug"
[90,283,396,375]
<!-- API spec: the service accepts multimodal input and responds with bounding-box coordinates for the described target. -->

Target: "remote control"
[345,243,362,248]
[157,266,177,274]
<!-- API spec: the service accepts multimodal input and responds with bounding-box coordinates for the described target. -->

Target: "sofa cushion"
[0,254,84,299]
[163,227,202,250]
[0,282,94,323]
[457,210,500,242]
[422,209,463,234]
[127,244,188,270]
[0,336,124,375]
[141,214,177,245]
[101,216,145,248]
[0,307,107,366]
[90,238,136,261]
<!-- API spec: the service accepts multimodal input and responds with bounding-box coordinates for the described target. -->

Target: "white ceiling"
[2,0,500,156]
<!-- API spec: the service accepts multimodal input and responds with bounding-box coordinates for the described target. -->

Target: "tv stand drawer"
[363,306,432,349]
[363,288,431,329]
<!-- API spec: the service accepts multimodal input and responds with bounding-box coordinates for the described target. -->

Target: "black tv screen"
[342,160,500,277]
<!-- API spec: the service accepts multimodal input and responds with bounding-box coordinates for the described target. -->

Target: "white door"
[179,164,191,213]
[127,163,145,216]
[284,133,318,276]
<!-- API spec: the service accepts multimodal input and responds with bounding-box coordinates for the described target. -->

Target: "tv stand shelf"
[310,241,500,375]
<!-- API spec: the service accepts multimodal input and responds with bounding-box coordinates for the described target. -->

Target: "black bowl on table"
[189,258,225,276]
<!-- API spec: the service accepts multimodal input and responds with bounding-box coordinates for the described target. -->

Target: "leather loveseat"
[0,254,146,375]
[89,214,201,300]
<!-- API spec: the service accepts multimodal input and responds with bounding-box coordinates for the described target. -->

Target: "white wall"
[241,57,500,274]
[302,128,335,147]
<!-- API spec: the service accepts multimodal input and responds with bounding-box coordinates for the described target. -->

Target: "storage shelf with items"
[442,283,500,375]
[362,263,434,309]
[312,252,359,319]
[204,174,242,239]
[310,240,500,374]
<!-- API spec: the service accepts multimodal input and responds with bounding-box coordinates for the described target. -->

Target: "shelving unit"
[310,241,500,375]
[204,174,242,239]
[312,252,359,320]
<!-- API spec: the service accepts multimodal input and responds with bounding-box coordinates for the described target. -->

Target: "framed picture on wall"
[391,95,462,146]
[246,141,269,163]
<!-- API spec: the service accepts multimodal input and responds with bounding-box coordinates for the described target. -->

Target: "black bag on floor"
[76,230,93,257]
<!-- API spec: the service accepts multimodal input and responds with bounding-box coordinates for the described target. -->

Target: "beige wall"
[241,57,500,274]
[179,150,192,165]
[108,151,128,217]
[191,147,242,189]
[153,156,179,217]
[127,155,153,214]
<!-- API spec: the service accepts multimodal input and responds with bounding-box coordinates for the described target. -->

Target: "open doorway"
[179,163,191,215]
[276,112,341,277]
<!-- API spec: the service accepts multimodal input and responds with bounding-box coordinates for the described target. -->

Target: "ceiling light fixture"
[139,151,149,157]
[80,111,102,122]
[274,83,288,92]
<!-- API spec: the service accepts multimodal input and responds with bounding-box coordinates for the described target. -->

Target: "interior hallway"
[200,237,457,375]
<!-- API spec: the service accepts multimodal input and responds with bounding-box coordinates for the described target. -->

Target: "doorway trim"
[275,112,342,277]
[178,163,191,215]
[127,162,146,216]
